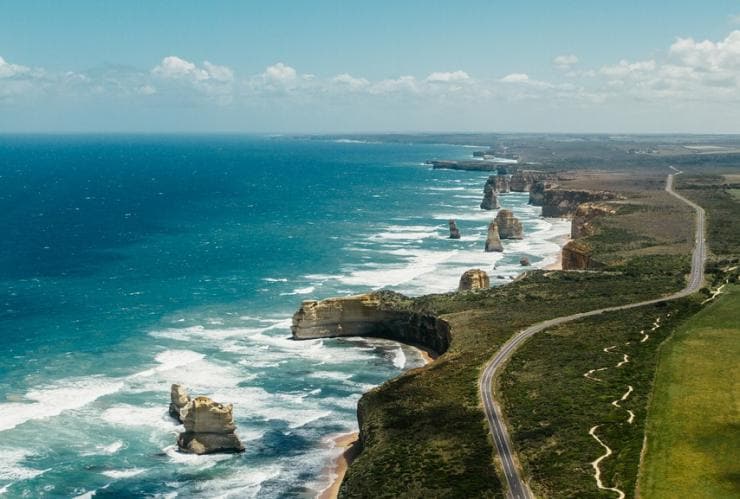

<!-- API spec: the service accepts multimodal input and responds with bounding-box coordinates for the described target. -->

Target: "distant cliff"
[542,189,622,217]
[571,203,616,238]
[291,291,451,355]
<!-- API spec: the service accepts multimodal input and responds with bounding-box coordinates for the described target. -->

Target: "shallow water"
[0,136,568,497]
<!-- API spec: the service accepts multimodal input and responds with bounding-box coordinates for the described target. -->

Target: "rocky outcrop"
[495,209,524,239]
[458,269,490,291]
[169,384,190,422]
[520,257,530,266]
[292,292,451,355]
[448,219,461,239]
[561,240,596,270]
[528,180,553,206]
[571,203,616,238]
[485,221,504,252]
[509,171,549,192]
[542,189,622,218]
[177,395,245,455]
[494,175,510,193]
[480,181,500,210]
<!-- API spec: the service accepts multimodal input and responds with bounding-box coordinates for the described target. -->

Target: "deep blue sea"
[0,136,568,498]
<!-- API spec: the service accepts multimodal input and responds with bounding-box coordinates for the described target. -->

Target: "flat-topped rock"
[172,387,245,455]
[495,209,524,239]
[458,269,490,291]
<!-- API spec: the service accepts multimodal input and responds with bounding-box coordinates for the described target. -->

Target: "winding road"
[479,171,706,499]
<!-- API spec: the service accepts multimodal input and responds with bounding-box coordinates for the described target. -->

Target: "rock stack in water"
[494,175,510,193]
[495,209,524,239]
[170,384,245,455]
[485,221,504,252]
[520,257,531,266]
[458,269,490,291]
[448,219,461,239]
[480,179,500,210]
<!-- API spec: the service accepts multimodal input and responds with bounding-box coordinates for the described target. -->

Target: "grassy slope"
[339,179,694,498]
[638,285,739,498]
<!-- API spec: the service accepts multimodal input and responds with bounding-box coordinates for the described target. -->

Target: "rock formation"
[494,175,510,193]
[528,180,552,206]
[177,396,245,455]
[448,219,461,239]
[520,257,530,266]
[509,171,549,192]
[495,209,524,239]
[169,384,190,422]
[170,385,244,455]
[292,291,451,355]
[561,240,595,270]
[485,221,504,252]
[427,160,500,171]
[571,203,616,238]
[542,189,622,218]
[480,180,500,210]
[458,269,490,291]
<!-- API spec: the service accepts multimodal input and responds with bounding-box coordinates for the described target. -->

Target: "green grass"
[638,285,740,498]
[498,298,702,498]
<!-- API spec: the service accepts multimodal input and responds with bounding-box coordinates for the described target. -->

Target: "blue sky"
[1,1,739,133]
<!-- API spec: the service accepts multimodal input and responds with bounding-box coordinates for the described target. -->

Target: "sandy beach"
[544,233,570,270]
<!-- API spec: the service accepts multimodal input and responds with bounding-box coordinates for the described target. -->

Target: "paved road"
[479,171,706,499]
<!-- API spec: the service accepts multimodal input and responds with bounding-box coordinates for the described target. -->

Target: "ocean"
[0,135,569,498]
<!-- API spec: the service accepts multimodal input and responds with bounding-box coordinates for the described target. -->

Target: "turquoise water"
[0,136,568,497]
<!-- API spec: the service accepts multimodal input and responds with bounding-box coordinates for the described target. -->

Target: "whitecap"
[0,377,124,432]
[101,468,146,479]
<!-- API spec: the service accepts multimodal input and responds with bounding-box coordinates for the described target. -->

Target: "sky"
[1,0,739,133]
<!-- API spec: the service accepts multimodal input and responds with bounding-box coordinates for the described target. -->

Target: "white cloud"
[0,56,31,78]
[426,70,470,83]
[669,30,740,71]
[500,73,530,83]
[599,59,656,77]
[151,56,233,83]
[730,14,740,25]
[553,54,579,69]
[332,73,370,90]
[263,62,297,83]
[370,75,418,95]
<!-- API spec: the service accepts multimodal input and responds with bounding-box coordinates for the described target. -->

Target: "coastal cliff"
[542,189,621,217]
[561,240,603,270]
[509,171,549,192]
[291,291,451,356]
[571,203,616,238]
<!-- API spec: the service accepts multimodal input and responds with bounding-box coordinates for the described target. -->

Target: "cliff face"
[542,189,621,218]
[571,203,616,238]
[495,209,524,239]
[485,221,504,252]
[528,180,552,206]
[458,269,490,291]
[291,292,451,355]
[509,171,549,192]
[561,240,596,270]
[494,176,510,193]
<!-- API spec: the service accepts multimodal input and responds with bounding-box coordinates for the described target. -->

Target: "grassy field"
[499,297,702,498]
[339,173,696,498]
[638,285,740,498]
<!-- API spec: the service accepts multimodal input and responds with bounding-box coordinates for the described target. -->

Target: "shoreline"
[318,346,433,499]
[544,232,570,270]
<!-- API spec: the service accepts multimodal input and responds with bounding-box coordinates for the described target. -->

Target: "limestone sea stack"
[448,219,461,239]
[495,209,524,239]
[494,175,511,193]
[480,180,500,210]
[520,257,530,266]
[485,221,504,252]
[458,269,490,291]
[177,396,245,455]
[169,384,191,422]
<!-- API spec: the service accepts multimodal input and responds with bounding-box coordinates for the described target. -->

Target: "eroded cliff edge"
[292,291,450,356]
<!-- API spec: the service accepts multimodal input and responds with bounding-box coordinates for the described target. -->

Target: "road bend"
[479,171,705,499]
